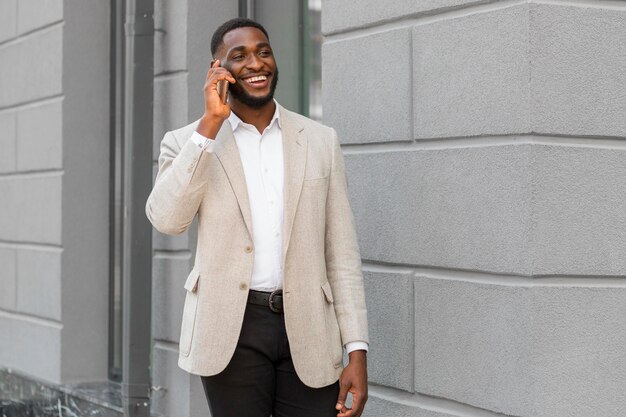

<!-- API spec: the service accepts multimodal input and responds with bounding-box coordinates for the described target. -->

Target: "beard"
[229,68,279,108]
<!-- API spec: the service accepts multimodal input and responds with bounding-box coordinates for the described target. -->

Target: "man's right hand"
[196,59,236,139]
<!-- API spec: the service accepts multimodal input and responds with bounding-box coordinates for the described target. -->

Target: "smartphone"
[217,79,229,104]
[211,60,229,104]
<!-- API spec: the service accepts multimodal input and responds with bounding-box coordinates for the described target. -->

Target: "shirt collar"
[228,100,282,132]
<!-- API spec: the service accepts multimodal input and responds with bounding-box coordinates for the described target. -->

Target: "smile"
[245,75,267,84]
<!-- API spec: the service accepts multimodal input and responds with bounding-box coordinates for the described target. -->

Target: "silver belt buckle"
[268,289,283,313]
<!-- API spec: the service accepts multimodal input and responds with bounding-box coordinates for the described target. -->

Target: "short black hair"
[211,18,270,57]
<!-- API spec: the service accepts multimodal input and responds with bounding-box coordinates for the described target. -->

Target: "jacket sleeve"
[324,129,369,346]
[145,130,211,235]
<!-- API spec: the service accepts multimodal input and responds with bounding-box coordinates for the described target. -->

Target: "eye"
[231,54,244,61]
[259,50,272,57]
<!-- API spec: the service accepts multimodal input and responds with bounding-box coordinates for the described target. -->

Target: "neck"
[230,99,276,134]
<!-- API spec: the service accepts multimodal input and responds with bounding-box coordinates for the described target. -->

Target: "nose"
[245,54,263,71]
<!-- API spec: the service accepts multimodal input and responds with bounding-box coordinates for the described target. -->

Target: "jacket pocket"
[180,269,200,357]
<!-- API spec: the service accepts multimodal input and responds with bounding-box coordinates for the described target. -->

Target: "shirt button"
[239,283,248,290]
[244,245,253,253]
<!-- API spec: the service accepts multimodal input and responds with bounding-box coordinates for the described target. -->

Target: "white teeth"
[246,76,267,83]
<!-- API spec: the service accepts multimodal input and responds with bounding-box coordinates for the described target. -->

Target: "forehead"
[222,27,270,52]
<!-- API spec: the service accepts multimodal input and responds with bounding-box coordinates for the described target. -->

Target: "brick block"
[17,0,63,34]
[531,146,626,275]
[364,392,457,417]
[322,0,485,35]
[0,314,61,383]
[16,99,63,171]
[0,178,18,240]
[154,0,187,75]
[13,174,62,244]
[16,249,61,320]
[0,0,17,42]
[414,275,533,416]
[322,29,412,144]
[532,287,626,417]
[364,270,414,391]
[413,5,531,139]
[153,73,189,161]
[0,111,17,173]
[0,247,16,310]
[151,344,193,417]
[0,26,62,107]
[345,145,532,275]
[530,4,626,137]
[152,253,192,342]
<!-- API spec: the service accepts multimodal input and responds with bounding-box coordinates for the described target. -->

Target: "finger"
[212,59,220,68]
[337,406,354,417]
[336,380,350,411]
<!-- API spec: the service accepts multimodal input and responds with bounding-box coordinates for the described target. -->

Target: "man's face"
[217,27,278,108]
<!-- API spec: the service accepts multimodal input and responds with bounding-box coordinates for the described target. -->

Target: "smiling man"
[146,18,369,417]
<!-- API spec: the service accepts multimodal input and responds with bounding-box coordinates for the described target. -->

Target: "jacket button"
[239,283,248,290]
[244,245,253,253]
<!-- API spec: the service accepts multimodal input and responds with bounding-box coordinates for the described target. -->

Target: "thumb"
[336,379,350,410]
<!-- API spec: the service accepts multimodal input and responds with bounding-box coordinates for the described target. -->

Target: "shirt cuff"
[345,341,369,354]
[190,131,216,153]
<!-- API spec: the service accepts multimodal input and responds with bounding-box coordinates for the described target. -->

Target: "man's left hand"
[336,350,368,417]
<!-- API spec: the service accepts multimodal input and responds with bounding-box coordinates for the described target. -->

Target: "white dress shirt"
[191,103,368,354]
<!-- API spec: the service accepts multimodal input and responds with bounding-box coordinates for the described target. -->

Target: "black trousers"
[201,302,340,417]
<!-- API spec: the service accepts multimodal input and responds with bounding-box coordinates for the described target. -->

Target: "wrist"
[196,114,226,139]
[348,350,367,364]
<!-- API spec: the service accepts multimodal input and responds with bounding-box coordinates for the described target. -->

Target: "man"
[146,18,368,417]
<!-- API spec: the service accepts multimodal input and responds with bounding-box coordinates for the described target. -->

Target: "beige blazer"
[146,105,368,388]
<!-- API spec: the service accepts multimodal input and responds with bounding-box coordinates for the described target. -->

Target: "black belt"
[248,289,283,313]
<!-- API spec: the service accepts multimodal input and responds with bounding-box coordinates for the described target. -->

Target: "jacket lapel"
[280,107,307,263]
[213,120,254,239]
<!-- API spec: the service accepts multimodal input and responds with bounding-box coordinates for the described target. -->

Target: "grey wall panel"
[152,254,192,343]
[153,73,189,161]
[529,4,626,137]
[0,178,18,241]
[322,0,487,35]
[363,393,460,417]
[346,145,532,275]
[322,29,412,144]
[0,26,63,107]
[154,0,188,75]
[532,286,626,417]
[16,249,62,321]
[412,5,530,139]
[0,315,61,382]
[60,0,110,382]
[414,276,533,416]
[531,145,626,276]
[0,248,16,310]
[16,174,62,245]
[16,99,63,171]
[364,270,414,392]
[0,111,16,173]
[0,0,17,42]
[16,0,63,34]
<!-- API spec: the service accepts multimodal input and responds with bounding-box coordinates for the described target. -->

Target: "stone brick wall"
[0,0,110,384]
[322,1,626,416]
